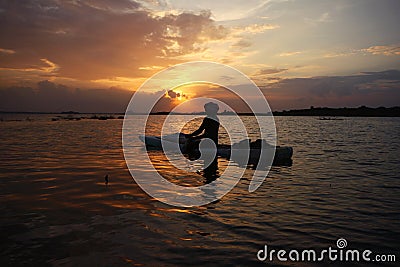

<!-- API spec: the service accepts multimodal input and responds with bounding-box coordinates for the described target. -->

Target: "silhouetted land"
[273,106,400,117]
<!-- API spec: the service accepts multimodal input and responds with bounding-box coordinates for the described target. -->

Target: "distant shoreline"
[1,106,399,117]
[273,106,400,117]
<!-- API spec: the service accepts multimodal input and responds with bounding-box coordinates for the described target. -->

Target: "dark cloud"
[307,70,400,97]
[262,70,400,110]
[167,90,179,98]
[0,80,132,113]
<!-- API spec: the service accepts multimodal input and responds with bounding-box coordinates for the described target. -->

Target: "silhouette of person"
[186,102,220,183]
[187,102,219,143]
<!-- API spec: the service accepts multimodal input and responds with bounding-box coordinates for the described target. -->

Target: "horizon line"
[1,105,399,116]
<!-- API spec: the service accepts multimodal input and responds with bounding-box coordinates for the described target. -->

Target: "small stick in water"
[105,174,109,185]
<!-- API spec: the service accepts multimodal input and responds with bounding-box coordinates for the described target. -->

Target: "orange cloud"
[362,45,400,56]
[0,48,16,54]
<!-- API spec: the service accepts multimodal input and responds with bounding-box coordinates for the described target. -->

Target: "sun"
[175,90,183,101]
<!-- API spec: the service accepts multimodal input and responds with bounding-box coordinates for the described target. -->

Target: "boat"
[318,117,344,120]
[139,133,293,166]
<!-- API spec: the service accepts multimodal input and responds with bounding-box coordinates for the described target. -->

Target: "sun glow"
[165,89,190,102]
[176,90,183,101]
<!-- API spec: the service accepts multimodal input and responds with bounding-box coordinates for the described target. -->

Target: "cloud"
[125,89,189,113]
[39,59,59,73]
[138,65,165,71]
[0,1,228,83]
[322,45,400,59]
[167,90,179,98]
[231,39,252,49]
[305,12,332,25]
[362,45,400,56]
[278,51,302,57]
[0,48,15,54]
[0,80,133,113]
[262,70,400,110]
[257,68,288,75]
[141,0,281,22]
[323,51,356,58]
[0,58,59,73]
[82,0,141,12]
[231,23,279,36]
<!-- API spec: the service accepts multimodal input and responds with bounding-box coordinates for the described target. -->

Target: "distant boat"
[318,117,344,120]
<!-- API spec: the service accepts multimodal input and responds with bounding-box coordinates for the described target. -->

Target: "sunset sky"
[0,0,399,112]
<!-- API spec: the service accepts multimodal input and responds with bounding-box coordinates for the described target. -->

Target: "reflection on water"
[0,115,399,266]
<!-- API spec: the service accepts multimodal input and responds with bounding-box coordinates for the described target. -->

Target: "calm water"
[0,115,399,266]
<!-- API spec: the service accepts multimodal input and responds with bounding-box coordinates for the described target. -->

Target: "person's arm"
[187,118,206,137]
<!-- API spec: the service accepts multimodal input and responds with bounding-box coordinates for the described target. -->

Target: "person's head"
[204,102,219,116]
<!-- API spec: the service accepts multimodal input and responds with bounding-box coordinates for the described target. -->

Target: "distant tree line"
[273,106,400,117]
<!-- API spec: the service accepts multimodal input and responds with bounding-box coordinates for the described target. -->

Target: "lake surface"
[0,115,399,266]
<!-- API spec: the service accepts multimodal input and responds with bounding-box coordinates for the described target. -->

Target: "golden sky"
[0,0,399,112]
